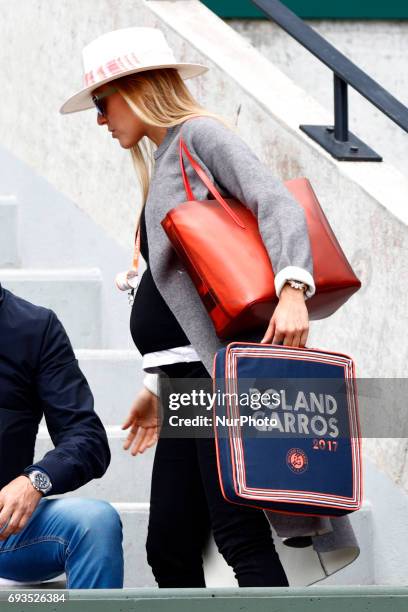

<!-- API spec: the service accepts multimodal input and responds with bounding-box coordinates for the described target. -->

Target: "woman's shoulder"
[180,115,241,154]
[181,115,235,140]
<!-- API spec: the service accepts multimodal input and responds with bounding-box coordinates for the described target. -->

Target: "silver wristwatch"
[26,470,53,495]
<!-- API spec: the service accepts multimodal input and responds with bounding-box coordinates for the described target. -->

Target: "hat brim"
[60,62,209,114]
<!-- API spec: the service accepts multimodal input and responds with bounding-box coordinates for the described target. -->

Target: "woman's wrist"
[274,267,315,299]
[279,282,307,300]
[143,372,159,396]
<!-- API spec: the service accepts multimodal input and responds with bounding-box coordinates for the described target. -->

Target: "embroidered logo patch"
[286,448,308,474]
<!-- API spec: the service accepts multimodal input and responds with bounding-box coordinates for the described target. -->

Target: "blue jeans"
[0,498,124,588]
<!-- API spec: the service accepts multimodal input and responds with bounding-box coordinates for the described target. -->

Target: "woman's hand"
[122,387,159,456]
[260,284,309,347]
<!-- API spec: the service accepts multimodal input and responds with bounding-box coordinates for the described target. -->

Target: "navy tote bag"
[212,343,362,517]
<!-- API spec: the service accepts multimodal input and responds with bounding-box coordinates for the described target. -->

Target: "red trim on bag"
[212,350,231,505]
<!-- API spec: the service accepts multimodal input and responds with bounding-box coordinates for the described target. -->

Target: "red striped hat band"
[84,54,142,87]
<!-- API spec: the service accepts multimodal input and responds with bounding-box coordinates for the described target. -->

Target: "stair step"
[0,268,102,348]
[34,426,375,582]
[114,503,154,588]
[117,501,374,589]
[0,195,19,267]
[115,503,236,588]
[0,500,378,590]
[35,427,153,502]
[64,585,408,608]
[74,350,144,425]
[34,421,376,586]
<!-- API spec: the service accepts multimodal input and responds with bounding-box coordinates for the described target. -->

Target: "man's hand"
[0,476,42,541]
[261,284,309,347]
[122,387,159,456]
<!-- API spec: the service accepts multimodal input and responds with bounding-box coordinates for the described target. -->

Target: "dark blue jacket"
[0,284,110,494]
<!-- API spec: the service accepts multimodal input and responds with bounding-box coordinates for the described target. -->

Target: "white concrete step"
[319,501,374,585]
[35,424,375,586]
[0,148,135,348]
[118,502,375,588]
[75,350,144,426]
[0,269,102,348]
[0,195,19,267]
[35,428,154,503]
[115,503,154,588]
[0,499,376,589]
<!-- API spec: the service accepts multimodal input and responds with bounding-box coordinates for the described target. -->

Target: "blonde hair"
[114,68,235,205]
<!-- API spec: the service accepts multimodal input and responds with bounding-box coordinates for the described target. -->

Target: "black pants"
[146,361,289,588]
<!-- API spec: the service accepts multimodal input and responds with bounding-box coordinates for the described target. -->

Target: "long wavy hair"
[114,68,234,206]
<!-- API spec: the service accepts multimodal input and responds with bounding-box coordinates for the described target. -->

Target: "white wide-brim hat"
[60,27,209,114]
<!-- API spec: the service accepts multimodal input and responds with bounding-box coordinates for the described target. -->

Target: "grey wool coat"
[144,116,359,582]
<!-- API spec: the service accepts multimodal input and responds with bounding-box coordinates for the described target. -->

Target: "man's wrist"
[23,469,53,495]
[21,475,44,498]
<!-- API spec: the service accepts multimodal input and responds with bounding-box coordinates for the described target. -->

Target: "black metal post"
[334,75,348,142]
[251,0,408,160]
[300,69,382,159]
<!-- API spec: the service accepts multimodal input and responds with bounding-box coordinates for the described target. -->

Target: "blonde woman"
[61,27,315,588]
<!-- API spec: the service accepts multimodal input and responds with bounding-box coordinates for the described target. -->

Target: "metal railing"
[252,0,408,161]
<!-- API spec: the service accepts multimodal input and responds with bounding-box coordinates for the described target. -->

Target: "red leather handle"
[179,135,246,229]
[179,135,195,202]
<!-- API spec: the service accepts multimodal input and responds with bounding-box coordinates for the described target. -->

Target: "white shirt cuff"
[143,373,159,396]
[274,266,316,300]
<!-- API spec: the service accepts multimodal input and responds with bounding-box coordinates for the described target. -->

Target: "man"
[0,283,123,588]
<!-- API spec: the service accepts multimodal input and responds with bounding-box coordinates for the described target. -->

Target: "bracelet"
[286,279,307,293]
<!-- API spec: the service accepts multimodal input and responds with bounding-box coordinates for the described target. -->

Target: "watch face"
[32,471,51,492]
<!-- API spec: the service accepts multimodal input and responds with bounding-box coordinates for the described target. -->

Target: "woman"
[61,27,315,588]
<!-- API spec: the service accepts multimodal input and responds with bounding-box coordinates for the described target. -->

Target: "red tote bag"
[161,137,361,340]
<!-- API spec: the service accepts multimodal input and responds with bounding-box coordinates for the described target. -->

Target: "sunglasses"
[92,86,118,117]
